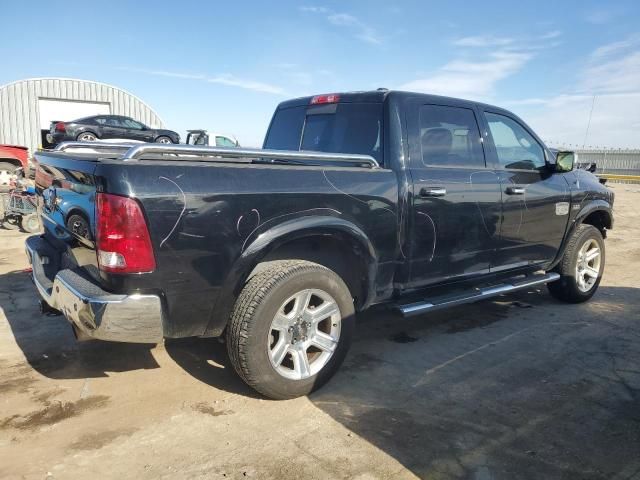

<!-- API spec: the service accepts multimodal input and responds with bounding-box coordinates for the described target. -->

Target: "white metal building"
[0,78,164,154]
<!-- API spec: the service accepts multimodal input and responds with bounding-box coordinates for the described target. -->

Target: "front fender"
[548,199,613,269]
[203,215,378,337]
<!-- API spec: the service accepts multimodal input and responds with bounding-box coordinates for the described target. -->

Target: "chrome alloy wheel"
[157,137,172,144]
[268,289,341,380]
[78,133,96,141]
[576,238,601,292]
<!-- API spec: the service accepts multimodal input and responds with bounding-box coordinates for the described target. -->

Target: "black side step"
[396,272,560,317]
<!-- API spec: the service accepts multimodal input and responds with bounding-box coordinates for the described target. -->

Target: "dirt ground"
[1,185,639,480]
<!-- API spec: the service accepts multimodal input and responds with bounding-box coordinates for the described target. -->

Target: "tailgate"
[34,150,100,280]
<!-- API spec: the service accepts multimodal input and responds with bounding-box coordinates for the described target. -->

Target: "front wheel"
[547,224,605,303]
[155,136,173,144]
[226,260,355,399]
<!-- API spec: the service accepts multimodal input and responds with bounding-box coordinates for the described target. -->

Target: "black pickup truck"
[27,90,614,399]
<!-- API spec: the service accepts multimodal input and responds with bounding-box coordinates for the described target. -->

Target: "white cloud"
[400,51,532,99]
[583,51,640,94]
[206,74,285,95]
[301,8,382,45]
[453,31,562,48]
[591,34,640,58]
[299,6,328,13]
[118,67,284,95]
[453,35,514,47]
[522,92,640,148]
[507,39,640,148]
[539,30,562,40]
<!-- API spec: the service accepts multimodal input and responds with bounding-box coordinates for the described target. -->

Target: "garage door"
[38,98,111,128]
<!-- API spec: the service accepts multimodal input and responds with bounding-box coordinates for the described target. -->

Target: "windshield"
[264,103,383,163]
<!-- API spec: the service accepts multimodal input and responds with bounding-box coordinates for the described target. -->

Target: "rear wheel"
[548,224,605,303]
[155,136,173,144]
[66,213,91,239]
[76,132,97,142]
[226,260,355,399]
[20,213,40,233]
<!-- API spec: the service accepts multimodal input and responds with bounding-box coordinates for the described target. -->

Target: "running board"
[396,272,560,318]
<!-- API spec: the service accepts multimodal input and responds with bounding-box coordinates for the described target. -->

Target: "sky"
[1,0,640,148]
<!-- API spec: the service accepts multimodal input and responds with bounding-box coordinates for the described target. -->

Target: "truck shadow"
[0,269,160,378]
[308,285,640,479]
[164,337,262,398]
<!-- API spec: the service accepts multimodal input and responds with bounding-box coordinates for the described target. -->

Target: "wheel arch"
[548,201,612,270]
[0,157,23,169]
[581,207,613,236]
[203,216,378,337]
[64,206,91,224]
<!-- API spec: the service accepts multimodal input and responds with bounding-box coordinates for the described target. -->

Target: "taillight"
[310,94,340,105]
[95,193,156,273]
[55,122,66,133]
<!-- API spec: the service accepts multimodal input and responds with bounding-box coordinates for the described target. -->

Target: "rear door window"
[264,103,383,163]
[419,105,485,168]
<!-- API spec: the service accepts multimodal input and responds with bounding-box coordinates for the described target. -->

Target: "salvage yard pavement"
[1,185,639,480]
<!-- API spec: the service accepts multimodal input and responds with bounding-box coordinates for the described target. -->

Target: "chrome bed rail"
[53,142,380,169]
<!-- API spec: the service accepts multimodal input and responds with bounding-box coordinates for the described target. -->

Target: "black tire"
[2,218,20,230]
[226,260,355,400]
[20,213,40,233]
[547,224,605,303]
[155,136,173,144]
[66,213,91,239]
[76,132,97,141]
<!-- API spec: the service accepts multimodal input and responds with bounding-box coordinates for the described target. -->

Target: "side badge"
[556,202,570,215]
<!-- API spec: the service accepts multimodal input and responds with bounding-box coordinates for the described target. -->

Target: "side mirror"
[555,151,575,173]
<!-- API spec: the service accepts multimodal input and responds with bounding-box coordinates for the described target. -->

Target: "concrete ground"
[1,185,639,480]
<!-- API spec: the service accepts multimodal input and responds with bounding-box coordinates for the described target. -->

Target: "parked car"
[27,90,614,399]
[47,115,180,145]
[0,144,29,192]
[185,130,239,147]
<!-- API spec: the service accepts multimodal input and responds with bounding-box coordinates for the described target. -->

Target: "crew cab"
[26,90,614,399]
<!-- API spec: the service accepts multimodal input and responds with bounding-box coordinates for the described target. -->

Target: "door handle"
[420,187,447,197]
[506,186,526,195]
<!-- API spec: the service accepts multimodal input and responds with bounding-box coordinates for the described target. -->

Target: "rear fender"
[203,215,377,337]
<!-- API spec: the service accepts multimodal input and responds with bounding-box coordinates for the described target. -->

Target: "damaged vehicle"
[26,90,614,399]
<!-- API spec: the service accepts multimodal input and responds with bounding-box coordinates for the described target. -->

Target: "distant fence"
[548,146,640,183]
[574,149,640,176]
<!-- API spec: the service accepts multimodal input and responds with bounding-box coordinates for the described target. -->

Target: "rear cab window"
[419,105,485,168]
[264,102,384,165]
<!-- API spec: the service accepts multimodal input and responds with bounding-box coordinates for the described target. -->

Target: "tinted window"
[94,117,107,125]
[105,116,123,127]
[264,103,383,163]
[485,112,545,170]
[264,106,305,150]
[122,118,144,130]
[419,105,485,168]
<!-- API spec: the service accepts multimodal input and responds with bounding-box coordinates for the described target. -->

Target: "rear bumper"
[25,235,164,343]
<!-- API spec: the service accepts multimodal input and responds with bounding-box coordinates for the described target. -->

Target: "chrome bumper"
[25,236,164,343]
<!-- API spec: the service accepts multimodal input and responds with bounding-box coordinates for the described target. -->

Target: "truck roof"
[276,89,512,116]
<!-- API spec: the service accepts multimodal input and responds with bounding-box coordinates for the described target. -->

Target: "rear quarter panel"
[96,160,400,337]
